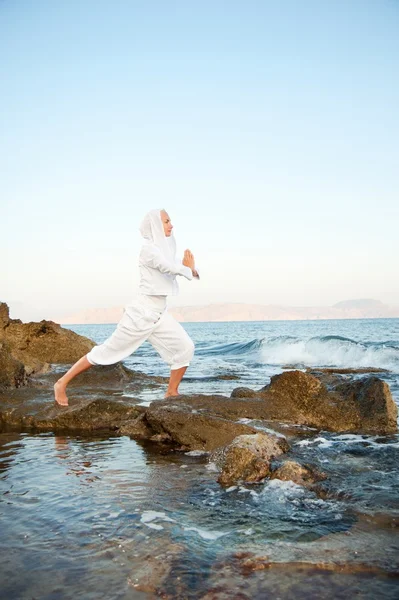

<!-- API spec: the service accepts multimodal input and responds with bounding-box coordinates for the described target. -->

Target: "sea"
[1,318,398,599]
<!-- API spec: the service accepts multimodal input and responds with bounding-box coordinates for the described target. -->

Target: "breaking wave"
[197,336,399,370]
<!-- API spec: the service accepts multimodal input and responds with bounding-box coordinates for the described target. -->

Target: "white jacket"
[139,241,193,296]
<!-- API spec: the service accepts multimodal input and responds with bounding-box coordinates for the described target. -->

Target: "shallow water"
[1,428,398,599]
[1,318,399,598]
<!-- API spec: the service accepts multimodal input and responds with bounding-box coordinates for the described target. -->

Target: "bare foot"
[164,390,180,399]
[54,381,69,406]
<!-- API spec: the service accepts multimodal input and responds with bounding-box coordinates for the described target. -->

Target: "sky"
[1,0,398,321]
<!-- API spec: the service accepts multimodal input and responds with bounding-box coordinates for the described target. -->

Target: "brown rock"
[334,377,398,434]
[270,460,326,490]
[119,413,154,439]
[2,318,94,365]
[212,432,289,486]
[230,387,259,398]
[0,302,10,329]
[230,370,398,434]
[144,403,259,451]
[0,340,27,390]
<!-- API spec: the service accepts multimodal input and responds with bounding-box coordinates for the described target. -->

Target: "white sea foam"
[237,527,254,535]
[140,511,175,530]
[295,433,399,449]
[183,526,229,540]
[236,419,287,439]
[186,450,209,456]
[206,462,219,472]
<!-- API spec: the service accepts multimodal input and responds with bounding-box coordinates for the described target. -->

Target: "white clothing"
[86,294,194,370]
[86,209,197,371]
[139,209,193,296]
[139,208,176,265]
[139,241,193,296]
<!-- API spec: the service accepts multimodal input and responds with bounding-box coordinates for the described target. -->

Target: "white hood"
[138,209,193,296]
[139,208,176,264]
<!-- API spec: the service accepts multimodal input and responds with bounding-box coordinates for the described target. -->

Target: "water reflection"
[0,431,398,599]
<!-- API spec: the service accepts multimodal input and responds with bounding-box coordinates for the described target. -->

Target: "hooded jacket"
[138,209,193,296]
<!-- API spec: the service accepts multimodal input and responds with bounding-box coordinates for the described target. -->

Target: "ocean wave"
[195,338,264,356]
[196,335,399,370]
[260,335,399,370]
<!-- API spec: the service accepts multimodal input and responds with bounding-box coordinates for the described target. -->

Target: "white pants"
[86,295,195,371]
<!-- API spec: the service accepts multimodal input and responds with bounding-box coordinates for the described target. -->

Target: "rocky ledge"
[1,301,398,489]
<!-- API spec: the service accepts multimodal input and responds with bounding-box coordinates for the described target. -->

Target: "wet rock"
[145,403,259,451]
[119,413,155,439]
[211,432,290,486]
[334,377,397,434]
[0,340,27,390]
[230,370,398,434]
[46,399,144,432]
[154,394,273,421]
[127,542,184,594]
[270,460,326,490]
[307,367,390,375]
[0,388,144,433]
[68,363,140,387]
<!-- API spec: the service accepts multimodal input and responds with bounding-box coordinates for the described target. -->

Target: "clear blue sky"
[1,0,398,320]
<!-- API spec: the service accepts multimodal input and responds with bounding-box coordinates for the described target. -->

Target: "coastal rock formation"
[0,302,95,381]
[231,370,398,434]
[0,392,145,433]
[144,402,259,451]
[0,340,27,390]
[211,432,289,486]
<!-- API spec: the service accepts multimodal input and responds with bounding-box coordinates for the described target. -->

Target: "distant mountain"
[59,299,399,324]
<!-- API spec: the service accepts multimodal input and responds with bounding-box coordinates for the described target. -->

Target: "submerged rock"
[211,432,290,486]
[270,460,326,491]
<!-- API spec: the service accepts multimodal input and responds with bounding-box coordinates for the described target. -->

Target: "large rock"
[1,314,94,364]
[334,377,398,434]
[0,393,144,433]
[231,370,398,434]
[144,402,259,451]
[0,340,27,390]
[211,432,289,486]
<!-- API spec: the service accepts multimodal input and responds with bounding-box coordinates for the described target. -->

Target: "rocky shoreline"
[1,301,397,490]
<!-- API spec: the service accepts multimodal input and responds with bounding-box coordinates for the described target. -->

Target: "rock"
[230,370,398,435]
[230,387,259,398]
[1,315,94,365]
[265,370,325,405]
[119,413,154,439]
[0,302,10,329]
[270,460,326,490]
[0,394,144,433]
[211,432,290,486]
[0,340,27,390]
[68,363,140,387]
[307,367,390,375]
[144,403,259,451]
[334,377,398,434]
